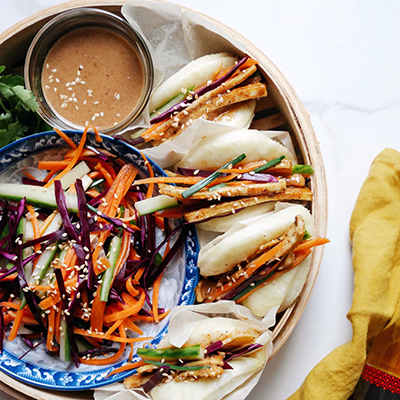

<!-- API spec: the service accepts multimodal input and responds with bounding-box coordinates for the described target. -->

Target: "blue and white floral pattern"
[0,131,199,390]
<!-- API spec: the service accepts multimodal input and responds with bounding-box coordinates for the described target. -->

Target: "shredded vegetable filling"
[0,127,186,367]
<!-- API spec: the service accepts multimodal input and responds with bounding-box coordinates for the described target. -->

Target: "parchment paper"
[120,0,246,128]
[94,301,276,400]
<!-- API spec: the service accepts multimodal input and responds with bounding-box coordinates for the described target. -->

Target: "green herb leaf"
[0,66,48,149]
[253,155,285,173]
[12,85,39,112]
[0,121,25,148]
[292,164,314,175]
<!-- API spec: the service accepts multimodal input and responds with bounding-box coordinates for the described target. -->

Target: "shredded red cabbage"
[143,366,170,393]
[176,167,213,177]
[223,361,234,370]
[205,340,223,354]
[225,343,263,362]
[15,234,45,332]
[19,338,45,359]
[239,172,278,183]
[75,179,95,290]
[21,178,45,186]
[86,145,110,161]
[143,223,188,289]
[78,347,118,358]
[0,306,4,353]
[87,204,138,234]
[221,260,279,301]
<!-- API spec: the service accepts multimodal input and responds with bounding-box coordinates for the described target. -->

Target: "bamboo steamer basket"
[0,1,328,399]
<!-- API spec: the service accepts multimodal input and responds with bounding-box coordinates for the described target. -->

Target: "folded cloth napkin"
[288,148,400,400]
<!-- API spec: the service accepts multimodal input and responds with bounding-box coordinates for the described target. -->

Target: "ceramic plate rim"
[0,130,199,390]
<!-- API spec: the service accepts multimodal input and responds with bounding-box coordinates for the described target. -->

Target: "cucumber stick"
[29,213,63,285]
[0,184,79,213]
[59,315,71,362]
[58,161,90,190]
[134,195,178,216]
[150,85,194,118]
[100,235,122,302]
[137,344,205,362]
[22,213,63,310]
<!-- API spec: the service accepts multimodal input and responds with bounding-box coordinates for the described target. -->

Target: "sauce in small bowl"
[25,8,153,135]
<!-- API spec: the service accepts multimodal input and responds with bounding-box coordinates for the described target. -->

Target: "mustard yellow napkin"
[287,148,400,400]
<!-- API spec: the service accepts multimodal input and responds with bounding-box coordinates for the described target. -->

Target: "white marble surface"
[1,0,399,399]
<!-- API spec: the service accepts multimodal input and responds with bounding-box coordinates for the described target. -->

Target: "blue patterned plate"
[0,131,199,390]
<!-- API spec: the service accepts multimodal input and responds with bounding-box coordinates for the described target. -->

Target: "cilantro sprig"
[0,66,51,148]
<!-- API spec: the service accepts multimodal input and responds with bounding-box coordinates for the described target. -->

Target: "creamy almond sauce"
[42,27,144,130]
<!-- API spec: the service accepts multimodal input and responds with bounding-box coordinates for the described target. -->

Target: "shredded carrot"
[7,310,38,325]
[45,126,100,188]
[3,313,13,325]
[84,336,102,349]
[134,176,203,185]
[65,147,113,160]
[133,173,237,187]
[54,128,78,149]
[236,249,313,303]
[141,153,155,199]
[85,188,101,199]
[39,210,58,236]
[43,168,58,183]
[104,290,146,324]
[38,160,69,171]
[94,256,111,276]
[294,237,330,253]
[79,323,127,366]
[132,267,145,285]
[21,171,38,181]
[88,171,102,179]
[126,277,140,298]
[104,319,124,339]
[38,294,60,311]
[26,204,41,254]
[141,120,165,141]
[206,240,286,302]
[239,57,259,70]
[94,162,114,187]
[99,163,138,216]
[152,271,163,324]
[128,342,135,362]
[8,307,25,341]
[106,361,145,378]
[86,158,117,180]
[90,286,106,333]
[124,318,143,336]
[0,273,17,281]
[0,301,20,310]
[74,327,153,345]
[155,207,184,219]
[130,309,170,323]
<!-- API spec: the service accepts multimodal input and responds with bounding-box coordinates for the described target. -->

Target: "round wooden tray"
[0,1,328,399]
